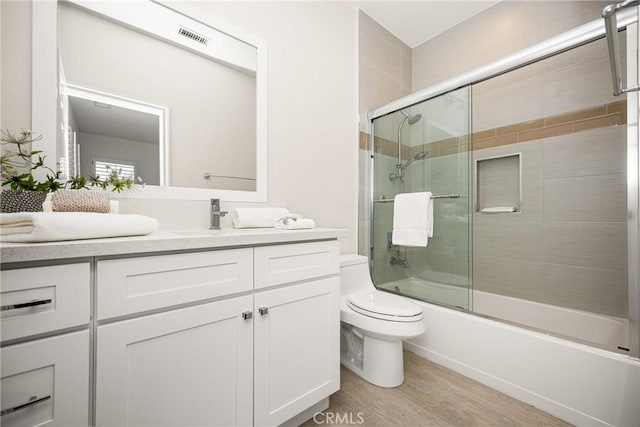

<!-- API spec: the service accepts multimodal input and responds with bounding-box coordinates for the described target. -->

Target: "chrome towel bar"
[374,193,462,203]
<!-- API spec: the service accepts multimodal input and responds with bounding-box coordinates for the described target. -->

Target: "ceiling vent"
[177,26,208,46]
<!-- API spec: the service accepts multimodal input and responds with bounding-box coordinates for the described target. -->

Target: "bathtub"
[378,277,629,352]
[377,277,640,426]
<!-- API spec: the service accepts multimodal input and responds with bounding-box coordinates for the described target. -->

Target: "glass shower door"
[370,86,472,310]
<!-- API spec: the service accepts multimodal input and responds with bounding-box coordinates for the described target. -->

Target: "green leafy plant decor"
[1,129,142,212]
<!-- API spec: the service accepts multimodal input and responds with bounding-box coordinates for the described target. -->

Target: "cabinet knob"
[241,311,252,320]
[259,307,269,316]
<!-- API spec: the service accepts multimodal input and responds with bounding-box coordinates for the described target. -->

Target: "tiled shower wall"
[411,1,611,92]
[471,36,628,318]
[359,1,629,318]
[358,11,412,257]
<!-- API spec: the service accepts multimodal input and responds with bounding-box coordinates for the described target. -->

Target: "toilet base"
[340,334,405,388]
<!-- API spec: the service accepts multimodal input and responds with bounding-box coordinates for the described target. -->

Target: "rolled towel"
[0,212,158,243]
[43,192,119,213]
[51,189,110,213]
[275,215,315,230]
[232,207,290,228]
[480,206,516,213]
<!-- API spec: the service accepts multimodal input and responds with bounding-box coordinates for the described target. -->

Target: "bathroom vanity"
[0,228,346,426]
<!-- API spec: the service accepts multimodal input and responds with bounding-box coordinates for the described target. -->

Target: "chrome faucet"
[210,199,228,230]
[389,249,409,268]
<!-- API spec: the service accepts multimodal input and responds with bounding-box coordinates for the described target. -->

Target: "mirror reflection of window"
[93,158,137,180]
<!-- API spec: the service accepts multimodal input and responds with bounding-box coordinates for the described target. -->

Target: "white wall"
[179,1,359,252]
[0,1,31,131]
[0,1,2,129]
[412,1,610,92]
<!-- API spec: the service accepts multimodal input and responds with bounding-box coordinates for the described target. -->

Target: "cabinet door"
[96,296,253,427]
[254,277,340,426]
[1,330,90,427]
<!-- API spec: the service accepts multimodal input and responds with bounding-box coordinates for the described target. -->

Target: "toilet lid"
[347,290,423,322]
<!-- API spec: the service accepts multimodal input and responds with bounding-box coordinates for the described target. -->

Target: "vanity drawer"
[1,330,90,427]
[1,263,90,342]
[97,248,253,320]
[254,240,339,289]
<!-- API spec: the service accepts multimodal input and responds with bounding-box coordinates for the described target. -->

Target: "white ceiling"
[357,1,500,48]
[69,97,159,145]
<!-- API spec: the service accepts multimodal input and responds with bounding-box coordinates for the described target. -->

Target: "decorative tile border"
[471,100,626,150]
[361,99,627,158]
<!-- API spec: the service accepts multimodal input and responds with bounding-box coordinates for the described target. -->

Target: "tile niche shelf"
[475,153,521,213]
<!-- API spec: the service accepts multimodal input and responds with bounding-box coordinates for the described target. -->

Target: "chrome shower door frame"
[626,18,640,358]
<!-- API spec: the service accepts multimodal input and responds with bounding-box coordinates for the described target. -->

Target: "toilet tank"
[339,254,375,295]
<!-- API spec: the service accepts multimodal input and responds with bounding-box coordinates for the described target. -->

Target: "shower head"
[400,111,422,126]
[407,113,422,125]
[401,151,429,170]
[413,151,428,160]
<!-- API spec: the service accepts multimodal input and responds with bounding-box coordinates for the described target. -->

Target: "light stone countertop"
[0,227,348,264]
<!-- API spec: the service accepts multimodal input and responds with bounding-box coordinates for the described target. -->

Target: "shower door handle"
[602,0,640,95]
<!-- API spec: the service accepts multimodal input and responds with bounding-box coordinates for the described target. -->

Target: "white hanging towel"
[392,192,433,247]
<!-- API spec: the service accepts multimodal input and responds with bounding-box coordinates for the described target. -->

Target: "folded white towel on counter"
[392,192,433,247]
[275,215,315,230]
[0,212,158,243]
[480,206,516,213]
[232,207,290,228]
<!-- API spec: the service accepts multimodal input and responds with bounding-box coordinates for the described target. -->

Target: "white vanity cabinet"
[0,231,344,427]
[0,264,91,427]
[93,240,340,427]
[253,242,340,426]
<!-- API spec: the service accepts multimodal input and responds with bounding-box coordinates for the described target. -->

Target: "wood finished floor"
[302,351,571,427]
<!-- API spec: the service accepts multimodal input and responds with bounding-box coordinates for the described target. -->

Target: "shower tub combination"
[378,278,630,352]
[366,3,640,426]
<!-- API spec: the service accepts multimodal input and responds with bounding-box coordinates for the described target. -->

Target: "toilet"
[339,254,426,387]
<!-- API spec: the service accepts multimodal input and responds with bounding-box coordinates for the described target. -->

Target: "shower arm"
[603,0,640,96]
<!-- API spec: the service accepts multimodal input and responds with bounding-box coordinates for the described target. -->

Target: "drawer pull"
[242,311,252,320]
[0,299,53,311]
[259,307,269,316]
[0,395,52,417]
